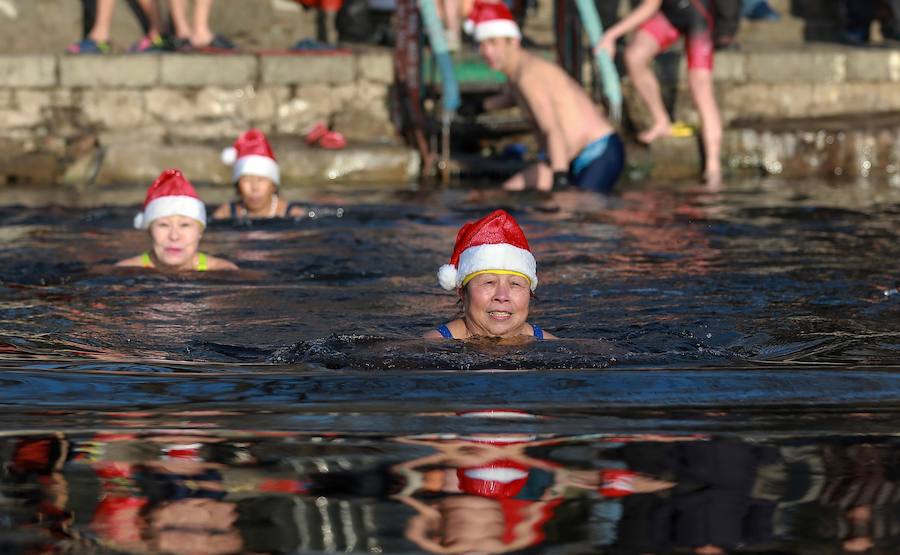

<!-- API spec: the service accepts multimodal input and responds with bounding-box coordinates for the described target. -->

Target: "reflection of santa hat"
[464,0,521,42]
[438,209,538,291]
[221,128,280,186]
[458,459,530,499]
[133,169,206,229]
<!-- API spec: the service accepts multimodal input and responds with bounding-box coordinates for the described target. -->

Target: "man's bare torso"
[508,51,614,162]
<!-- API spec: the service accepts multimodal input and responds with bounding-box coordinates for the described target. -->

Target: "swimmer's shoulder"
[205,255,239,271]
[424,318,465,339]
[116,254,147,268]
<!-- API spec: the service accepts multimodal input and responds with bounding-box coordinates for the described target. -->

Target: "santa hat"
[133,169,206,229]
[457,459,530,499]
[464,0,521,42]
[437,209,538,291]
[221,128,280,186]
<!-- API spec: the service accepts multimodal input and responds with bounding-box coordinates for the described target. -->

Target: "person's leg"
[883,0,900,40]
[167,0,191,40]
[502,162,552,191]
[687,68,722,185]
[82,0,98,38]
[191,0,215,46]
[624,29,670,144]
[86,0,117,42]
[136,0,163,39]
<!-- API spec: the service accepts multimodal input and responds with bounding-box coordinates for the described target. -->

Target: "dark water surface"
[0,178,899,553]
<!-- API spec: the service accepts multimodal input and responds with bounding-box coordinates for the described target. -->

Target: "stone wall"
[0,51,417,186]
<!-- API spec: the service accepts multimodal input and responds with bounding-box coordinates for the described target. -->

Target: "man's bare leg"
[687,68,722,186]
[502,163,552,191]
[137,0,163,40]
[191,0,216,46]
[87,0,116,42]
[167,0,191,39]
[624,31,670,144]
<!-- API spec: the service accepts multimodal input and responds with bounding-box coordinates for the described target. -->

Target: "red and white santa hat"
[438,209,538,291]
[221,128,280,186]
[457,458,530,499]
[133,169,206,229]
[464,0,521,42]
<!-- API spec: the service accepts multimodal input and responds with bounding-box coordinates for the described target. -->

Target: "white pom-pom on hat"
[133,212,144,229]
[463,18,475,35]
[438,264,458,290]
[221,146,237,165]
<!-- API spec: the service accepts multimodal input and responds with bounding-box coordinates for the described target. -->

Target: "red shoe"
[305,121,329,145]
[318,130,346,150]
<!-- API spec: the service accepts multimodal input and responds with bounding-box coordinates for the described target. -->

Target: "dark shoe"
[66,38,111,54]
[194,34,236,52]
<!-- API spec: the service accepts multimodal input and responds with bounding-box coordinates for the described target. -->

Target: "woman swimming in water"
[426,209,556,340]
[117,169,238,271]
[213,129,306,220]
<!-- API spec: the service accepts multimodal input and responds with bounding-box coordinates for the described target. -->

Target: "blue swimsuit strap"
[435,324,543,339]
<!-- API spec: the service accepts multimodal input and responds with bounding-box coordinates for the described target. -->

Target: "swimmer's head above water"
[215,128,302,219]
[118,169,236,271]
[428,210,554,340]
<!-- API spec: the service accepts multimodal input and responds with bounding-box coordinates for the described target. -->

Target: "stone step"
[48,141,418,188]
[737,17,806,44]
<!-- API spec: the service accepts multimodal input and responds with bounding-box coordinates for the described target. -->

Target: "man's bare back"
[509,51,615,164]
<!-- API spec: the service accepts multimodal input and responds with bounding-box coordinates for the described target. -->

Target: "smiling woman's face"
[461,273,531,338]
[149,215,203,270]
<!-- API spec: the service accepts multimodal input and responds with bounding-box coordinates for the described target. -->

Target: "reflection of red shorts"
[295,0,343,13]
[638,12,714,70]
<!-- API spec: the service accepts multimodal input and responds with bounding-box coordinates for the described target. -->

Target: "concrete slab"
[61,56,159,88]
[260,55,356,85]
[0,55,55,88]
[160,54,257,87]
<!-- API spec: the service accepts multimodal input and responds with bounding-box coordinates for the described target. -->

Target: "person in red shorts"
[596,0,723,187]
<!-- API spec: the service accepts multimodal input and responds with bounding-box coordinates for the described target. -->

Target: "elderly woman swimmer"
[117,169,238,271]
[213,129,306,220]
[425,209,556,340]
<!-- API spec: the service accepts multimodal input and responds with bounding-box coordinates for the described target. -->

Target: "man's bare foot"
[638,122,672,145]
[704,165,722,190]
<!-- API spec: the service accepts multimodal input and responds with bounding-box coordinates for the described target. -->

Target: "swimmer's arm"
[483,87,516,111]
[541,329,558,339]
[604,0,662,41]
[422,329,444,339]
[518,76,567,190]
[206,256,239,271]
[211,203,231,220]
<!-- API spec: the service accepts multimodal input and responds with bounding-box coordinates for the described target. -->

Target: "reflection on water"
[2,428,899,554]
[0,177,899,552]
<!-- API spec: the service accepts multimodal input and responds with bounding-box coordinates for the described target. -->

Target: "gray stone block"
[846,50,900,82]
[746,50,846,83]
[356,53,393,84]
[61,56,160,87]
[261,55,355,85]
[0,56,56,88]
[160,54,257,87]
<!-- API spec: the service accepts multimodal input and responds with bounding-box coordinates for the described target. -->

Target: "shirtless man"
[596,0,723,186]
[463,1,625,194]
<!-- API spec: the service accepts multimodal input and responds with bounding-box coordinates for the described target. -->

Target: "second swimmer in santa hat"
[213,129,307,220]
[425,209,556,340]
